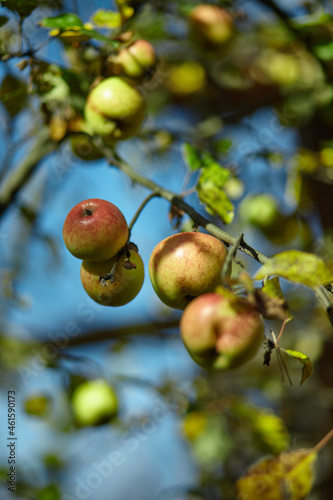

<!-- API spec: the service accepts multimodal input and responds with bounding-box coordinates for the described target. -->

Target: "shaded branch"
[64,318,180,347]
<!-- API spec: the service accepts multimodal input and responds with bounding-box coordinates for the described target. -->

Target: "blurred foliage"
[0,0,333,499]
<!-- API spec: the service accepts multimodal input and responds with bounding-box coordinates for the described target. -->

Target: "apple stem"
[99,251,124,286]
[128,193,160,240]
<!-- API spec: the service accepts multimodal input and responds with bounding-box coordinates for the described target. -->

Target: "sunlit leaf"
[40,13,84,29]
[255,250,333,288]
[182,143,201,171]
[197,154,234,224]
[236,448,316,500]
[92,9,123,28]
[281,349,313,385]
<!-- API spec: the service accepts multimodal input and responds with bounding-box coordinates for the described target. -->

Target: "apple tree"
[0,0,333,499]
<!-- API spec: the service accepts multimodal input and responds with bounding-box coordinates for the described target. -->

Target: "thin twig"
[128,192,160,238]
[222,232,244,279]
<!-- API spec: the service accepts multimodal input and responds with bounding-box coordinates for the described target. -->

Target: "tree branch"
[0,127,58,217]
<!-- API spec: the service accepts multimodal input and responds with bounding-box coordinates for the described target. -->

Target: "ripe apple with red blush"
[149,231,228,310]
[180,292,264,369]
[63,198,128,262]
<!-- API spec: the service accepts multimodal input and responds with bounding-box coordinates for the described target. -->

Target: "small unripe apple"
[106,39,157,80]
[71,379,118,426]
[80,249,144,306]
[180,292,264,369]
[84,77,146,142]
[189,5,233,47]
[149,232,228,310]
[63,198,129,262]
[239,194,280,229]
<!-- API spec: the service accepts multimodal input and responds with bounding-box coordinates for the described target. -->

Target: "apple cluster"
[149,232,264,370]
[63,198,144,307]
[63,201,264,369]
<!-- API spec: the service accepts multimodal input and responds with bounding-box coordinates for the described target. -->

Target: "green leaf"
[182,143,201,171]
[255,250,333,288]
[0,15,9,28]
[215,138,232,154]
[282,349,313,385]
[314,40,333,61]
[92,9,122,29]
[197,154,234,224]
[39,13,84,29]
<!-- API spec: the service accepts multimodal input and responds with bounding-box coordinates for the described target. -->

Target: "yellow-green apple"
[189,5,233,47]
[149,232,228,310]
[63,198,128,262]
[239,194,280,230]
[106,39,157,80]
[71,379,118,426]
[180,292,264,369]
[80,249,144,306]
[84,77,146,142]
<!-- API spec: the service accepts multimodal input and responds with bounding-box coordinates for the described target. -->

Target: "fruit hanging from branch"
[84,76,146,142]
[63,198,129,262]
[149,231,228,310]
[180,292,264,369]
[80,248,144,307]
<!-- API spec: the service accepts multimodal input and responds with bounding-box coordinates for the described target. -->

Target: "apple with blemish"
[80,249,144,306]
[63,198,128,262]
[84,77,146,142]
[180,292,264,369]
[149,232,228,310]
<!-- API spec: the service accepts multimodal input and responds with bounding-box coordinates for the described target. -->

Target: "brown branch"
[0,127,58,217]
[64,319,180,347]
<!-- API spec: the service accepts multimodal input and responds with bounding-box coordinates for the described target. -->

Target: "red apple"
[189,5,234,47]
[149,232,228,310]
[63,198,128,262]
[80,249,144,306]
[180,292,264,369]
[84,77,146,142]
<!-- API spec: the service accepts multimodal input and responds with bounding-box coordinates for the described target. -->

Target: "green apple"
[63,198,129,262]
[106,39,157,80]
[80,249,144,306]
[239,194,280,229]
[149,232,228,310]
[180,292,264,369]
[71,379,118,426]
[189,5,234,47]
[84,77,146,142]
